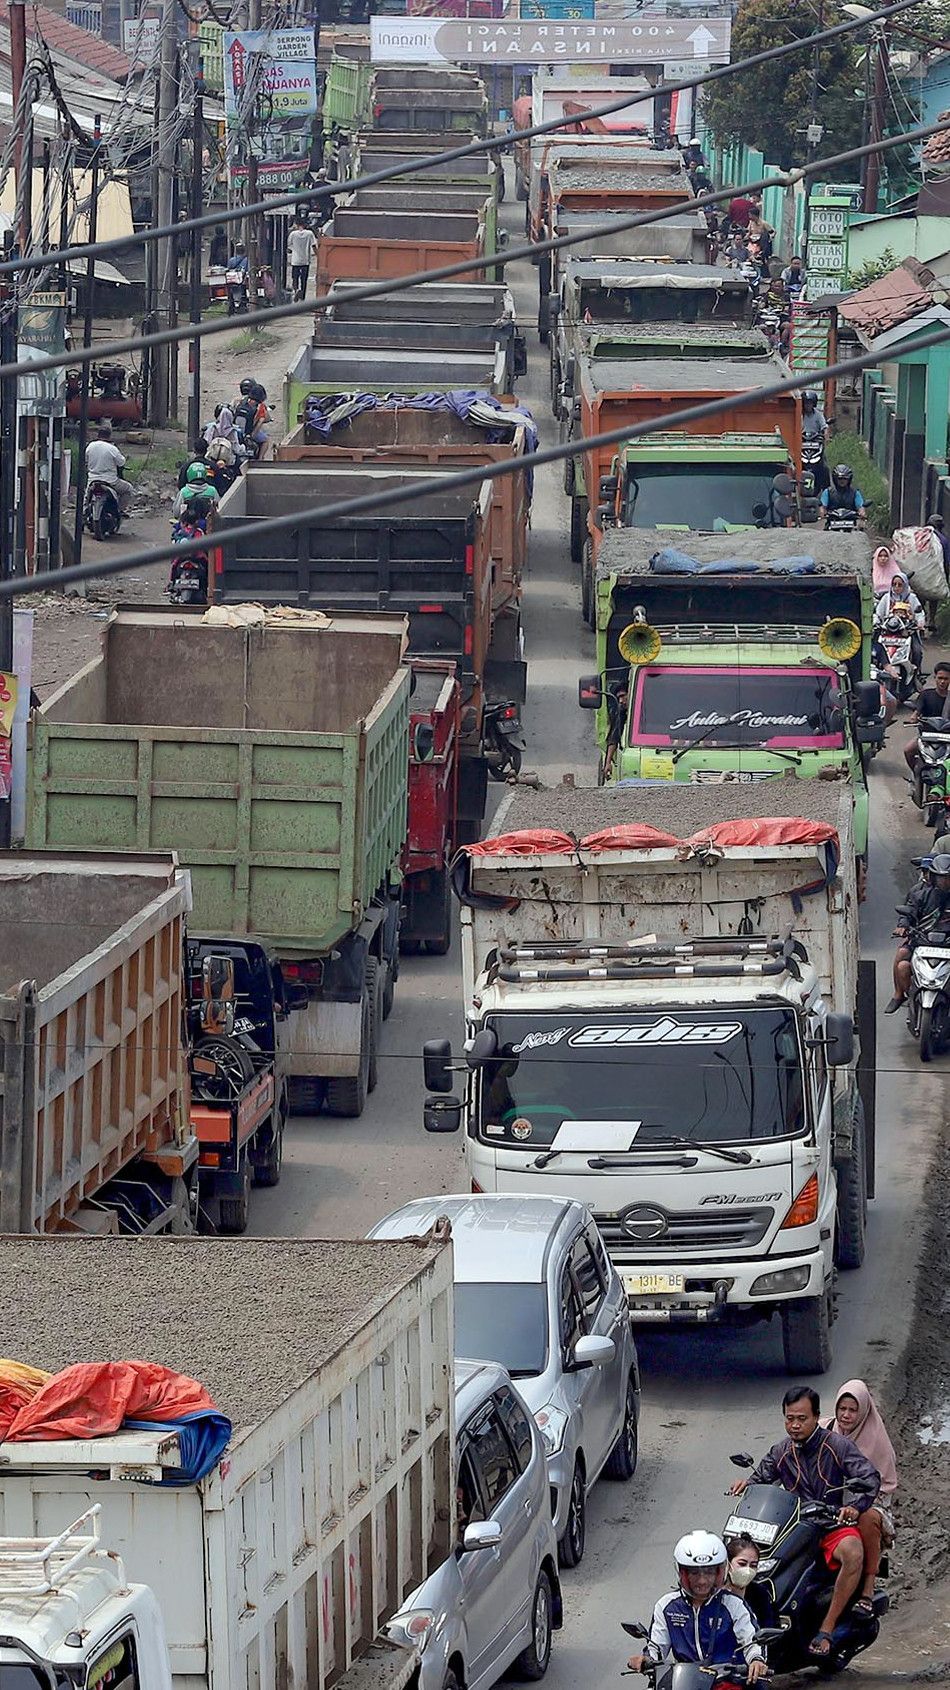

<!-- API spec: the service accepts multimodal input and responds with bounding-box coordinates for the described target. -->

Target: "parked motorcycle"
[84,479,121,541]
[872,615,923,706]
[895,905,950,1061]
[484,700,525,780]
[722,1456,887,1674]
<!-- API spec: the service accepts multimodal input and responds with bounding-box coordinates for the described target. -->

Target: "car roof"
[368,1194,585,1283]
[454,1356,514,1422]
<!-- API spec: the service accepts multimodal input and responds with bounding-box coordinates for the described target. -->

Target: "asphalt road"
[249,186,947,1687]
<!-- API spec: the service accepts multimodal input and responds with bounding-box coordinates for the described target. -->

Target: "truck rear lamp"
[464,626,473,655]
[471,1179,483,1193]
[749,1265,811,1297]
[418,603,444,614]
[281,961,323,986]
[780,1174,819,1229]
[465,544,474,576]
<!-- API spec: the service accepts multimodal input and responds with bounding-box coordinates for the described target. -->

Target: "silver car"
[385,1358,563,1690]
[369,1194,640,1568]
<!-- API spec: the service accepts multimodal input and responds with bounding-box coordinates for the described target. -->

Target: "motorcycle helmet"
[239,378,254,396]
[673,1532,727,1598]
[891,602,912,620]
[884,613,907,633]
[185,461,209,484]
[931,851,950,889]
[803,390,819,408]
[832,464,854,488]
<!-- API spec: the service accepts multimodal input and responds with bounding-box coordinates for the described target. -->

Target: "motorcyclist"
[729,1386,880,1660]
[801,391,829,494]
[903,659,950,773]
[172,461,220,522]
[886,852,950,1013]
[874,573,925,632]
[627,1532,767,1685]
[85,423,133,517]
[226,242,249,313]
[234,378,270,456]
[820,463,865,528]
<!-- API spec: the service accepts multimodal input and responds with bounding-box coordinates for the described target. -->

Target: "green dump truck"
[27,609,412,1119]
[577,531,881,868]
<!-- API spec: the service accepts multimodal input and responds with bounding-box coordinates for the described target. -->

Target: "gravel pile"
[0,1237,445,1430]
[489,780,846,839]
[582,325,766,349]
[555,167,690,191]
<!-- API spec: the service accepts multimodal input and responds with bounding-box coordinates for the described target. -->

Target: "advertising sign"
[370,14,730,63]
[224,30,318,119]
[0,671,17,802]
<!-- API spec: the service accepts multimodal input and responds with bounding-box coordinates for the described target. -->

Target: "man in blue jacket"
[628,1531,766,1686]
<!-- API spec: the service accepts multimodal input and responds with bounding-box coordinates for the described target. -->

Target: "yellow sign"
[0,672,16,738]
[640,751,674,780]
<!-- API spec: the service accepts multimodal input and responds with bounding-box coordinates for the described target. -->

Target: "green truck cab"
[599,428,793,533]
[578,531,882,864]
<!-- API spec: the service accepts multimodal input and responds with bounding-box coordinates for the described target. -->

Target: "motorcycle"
[483,699,525,780]
[226,266,249,315]
[799,437,824,522]
[911,717,950,824]
[872,618,923,707]
[823,505,860,532]
[84,479,121,541]
[621,1623,775,1690]
[896,907,950,1061]
[166,514,210,605]
[723,1456,887,1675]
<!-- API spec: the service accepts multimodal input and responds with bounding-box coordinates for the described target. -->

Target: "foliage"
[702,0,863,172]
[827,432,891,537]
[846,247,899,292]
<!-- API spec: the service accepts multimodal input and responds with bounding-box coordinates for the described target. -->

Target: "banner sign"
[370,14,730,62]
[0,671,17,801]
[223,29,318,119]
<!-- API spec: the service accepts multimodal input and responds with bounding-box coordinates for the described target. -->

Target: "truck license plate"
[623,1272,684,1296]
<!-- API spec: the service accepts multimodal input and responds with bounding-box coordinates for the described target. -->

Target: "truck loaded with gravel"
[26,608,411,1120]
[422,782,875,1376]
[0,1234,454,1690]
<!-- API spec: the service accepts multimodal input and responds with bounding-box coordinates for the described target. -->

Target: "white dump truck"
[0,1235,454,1690]
[423,782,875,1376]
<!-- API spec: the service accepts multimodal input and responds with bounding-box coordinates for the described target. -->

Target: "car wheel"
[443,1674,461,1690]
[604,1375,639,1480]
[558,1462,586,1567]
[513,1568,553,1680]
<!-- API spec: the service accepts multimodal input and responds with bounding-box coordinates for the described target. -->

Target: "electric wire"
[0,0,929,281]
[7,316,950,598]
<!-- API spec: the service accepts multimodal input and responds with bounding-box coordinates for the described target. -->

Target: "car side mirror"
[578,674,603,710]
[571,1334,616,1370]
[423,1038,453,1092]
[462,1519,502,1552]
[424,1095,462,1134]
[730,1452,755,1468]
[823,1011,854,1068]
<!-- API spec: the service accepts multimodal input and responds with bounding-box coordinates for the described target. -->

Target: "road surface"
[249,186,945,1687]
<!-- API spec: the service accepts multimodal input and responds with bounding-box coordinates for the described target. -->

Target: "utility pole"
[864,23,889,214]
[71,115,102,575]
[245,0,261,315]
[10,0,31,582]
[187,56,204,446]
[152,0,178,426]
[0,234,16,850]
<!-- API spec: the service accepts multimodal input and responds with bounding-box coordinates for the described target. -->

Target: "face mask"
[730,1563,757,1589]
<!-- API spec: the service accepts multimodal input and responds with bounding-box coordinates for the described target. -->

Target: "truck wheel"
[168,1175,196,1235]
[253,1101,284,1188]
[836,1096,867,1269]
[287,1077,325,1116]
[219,1152,251,1234]
[570,495,587,567]
[563,451,573,498]
[781,1291,833,1375]
[366,959,381,1094]
[516,167,528,201]
[427,868,453,956]
[381,958,395,1020]
[581,540,594,628]
[326,988,370,1118]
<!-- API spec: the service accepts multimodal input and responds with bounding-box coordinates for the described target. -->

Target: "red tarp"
[0,1360,217,1443]
[465,820,839,859]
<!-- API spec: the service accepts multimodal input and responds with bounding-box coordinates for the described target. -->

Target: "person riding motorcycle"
[172,461,220,522]
[627,1532,767,1685]
[233,378,270,456]
[886,852,950,1013]
[801,392,829,494]
[820,463,865,528]
[874,574,925,632]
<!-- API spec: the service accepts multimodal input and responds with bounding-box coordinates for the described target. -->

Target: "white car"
[386,1358,563,1690]
[369,1194,640,1567]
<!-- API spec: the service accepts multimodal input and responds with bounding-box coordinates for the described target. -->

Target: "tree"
[702,0,864,172]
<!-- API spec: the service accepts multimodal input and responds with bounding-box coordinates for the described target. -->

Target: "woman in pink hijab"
[872,545,899,595]
[825,1380,897,1616]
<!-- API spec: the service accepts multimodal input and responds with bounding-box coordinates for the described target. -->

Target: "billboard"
[224,27,318,190]
[369,14,730,62]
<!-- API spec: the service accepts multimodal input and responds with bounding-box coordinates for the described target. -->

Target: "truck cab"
[599,430,793,533]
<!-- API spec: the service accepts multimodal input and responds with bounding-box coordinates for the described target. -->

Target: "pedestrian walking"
[288,216,317,302]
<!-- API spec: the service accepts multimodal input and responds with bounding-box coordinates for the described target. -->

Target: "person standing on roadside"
[288,216,316,302]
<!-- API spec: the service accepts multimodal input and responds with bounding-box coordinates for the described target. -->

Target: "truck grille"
[596,1204,774,1255]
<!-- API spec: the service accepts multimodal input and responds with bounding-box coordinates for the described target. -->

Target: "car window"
[571,1233,604,1323]
[559,1262,583,1353]
[466,1403,520,1508]
[587,1224,612,1288]
[495,1384,534,1475]
[456,1445,484,1545]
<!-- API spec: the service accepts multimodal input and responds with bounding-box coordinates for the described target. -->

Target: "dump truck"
[353,137,499,199]
[315,205,487,297]
[27,609,411,1119]
[518,75,656,220]
[545,153,692,230]
[422,780,874,1377]
[370,66,488,135]
[211,465,523,837]
[0,1233,454,1690]
[565,348,801,601]
[576,529,881,864]
[320,276,517,327]
[403,660,460,954]
[283,342,514,430]
[0,850,196,1235]
[344,183,499,265]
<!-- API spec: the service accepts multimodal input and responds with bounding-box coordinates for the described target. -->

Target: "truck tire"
[326,988,370,1118]
[428,867,453,956]
[366,959,381,1094]
[381,958,395,1020]
[168,1175,196,1235]
[581,539,594,628]
[287,1077,325,1116]
[192,1035,254,1101]
[219,1151,251,1234]
[836,1095,867,1269]
[516,166,528,201]
[781,1291,833,1375]
[570,494,587,567]
[253,1099,284,1188]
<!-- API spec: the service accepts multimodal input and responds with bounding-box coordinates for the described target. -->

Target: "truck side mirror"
[412,721,435,762]
[824,1012,854,1068]
[578,675,603,710]
[423,1038,454,1092]
[595,504,613,530]
[467,1028,498,1066]
[752,502,768,521]
[424,1095,462,1133]
[598,475,619,500]
[513,334,528,379]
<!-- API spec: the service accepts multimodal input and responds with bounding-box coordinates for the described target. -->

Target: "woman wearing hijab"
[872,544,899,596]
[824,1380,897,1616]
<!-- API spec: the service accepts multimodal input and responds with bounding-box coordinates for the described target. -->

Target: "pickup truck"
[28,608,411,1120]
[0,1232,454,1690]
[577,529,880,867]
[423,780,875,1377]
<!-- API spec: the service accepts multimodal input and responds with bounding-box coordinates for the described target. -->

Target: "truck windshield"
[478,1009,806,1149]
[455,1283,548,1376]
[625,463,785,529]
[629,666,845,750]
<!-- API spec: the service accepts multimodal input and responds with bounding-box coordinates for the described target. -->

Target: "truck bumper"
[616,1248,827,1324]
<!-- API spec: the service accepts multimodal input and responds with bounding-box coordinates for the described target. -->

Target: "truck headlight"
[749,1265,811,1296]
[534,1404,569,1455]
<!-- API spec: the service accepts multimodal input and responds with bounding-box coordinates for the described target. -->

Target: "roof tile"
[0,0,133,82]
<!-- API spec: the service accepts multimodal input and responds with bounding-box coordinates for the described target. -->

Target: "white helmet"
[674,1532,728,1575]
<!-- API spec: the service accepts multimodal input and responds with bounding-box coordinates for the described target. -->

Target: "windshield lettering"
[512,1027,571,1053]
[569,1018,743,1046]
[669,708,810,732]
